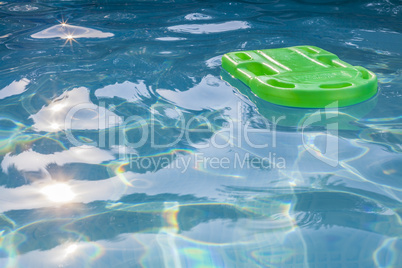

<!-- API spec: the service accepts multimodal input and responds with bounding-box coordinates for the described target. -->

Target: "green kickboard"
[222,46,378,108]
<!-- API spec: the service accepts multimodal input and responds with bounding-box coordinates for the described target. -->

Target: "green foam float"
[222,46,378,108]
[221,46,378,130]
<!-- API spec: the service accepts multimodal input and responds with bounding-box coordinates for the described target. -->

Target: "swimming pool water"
[0,0,401,267]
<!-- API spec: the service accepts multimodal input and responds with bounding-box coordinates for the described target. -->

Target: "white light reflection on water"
[31,24,114,39]
[41,183,76,203]
[2,240,105,267]
[168,21,250,34]
[29,87,121,132]
[64,243,78,257]
[0,79,30,100]
[157,75,237,111]
[1,146,115,173]
[95,80,151,102]
[0,170,149,212]
[157,202,181,268]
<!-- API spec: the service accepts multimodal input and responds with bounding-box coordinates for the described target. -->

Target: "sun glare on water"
[41,183,76,203]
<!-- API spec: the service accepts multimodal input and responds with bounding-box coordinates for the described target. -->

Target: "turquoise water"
[0,0,401,267]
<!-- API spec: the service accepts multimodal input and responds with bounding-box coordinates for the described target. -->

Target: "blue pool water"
[0,0,401,267]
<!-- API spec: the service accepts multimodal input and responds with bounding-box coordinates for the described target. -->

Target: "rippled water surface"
[0,0,401,267]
